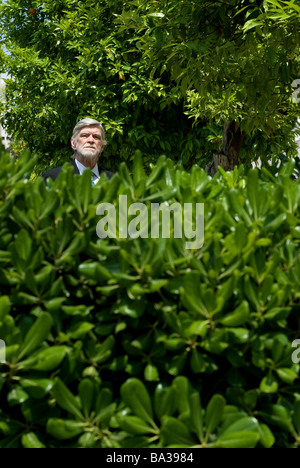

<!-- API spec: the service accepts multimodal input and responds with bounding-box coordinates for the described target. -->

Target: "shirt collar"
[75,158,100,178]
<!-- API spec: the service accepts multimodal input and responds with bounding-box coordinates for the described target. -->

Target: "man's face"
[71,126,104,166]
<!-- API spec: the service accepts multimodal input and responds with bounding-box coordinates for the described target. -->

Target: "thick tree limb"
[205,120,245,175]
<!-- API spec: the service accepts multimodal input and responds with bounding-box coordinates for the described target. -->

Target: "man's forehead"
[79,126,101,135]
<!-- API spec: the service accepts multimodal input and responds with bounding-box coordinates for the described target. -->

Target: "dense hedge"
[0,146,299,448]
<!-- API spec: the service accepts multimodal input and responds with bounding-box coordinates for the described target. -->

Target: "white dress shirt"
[75,159,100,184]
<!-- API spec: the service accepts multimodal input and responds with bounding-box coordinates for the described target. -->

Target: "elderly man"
[42,118,114,183]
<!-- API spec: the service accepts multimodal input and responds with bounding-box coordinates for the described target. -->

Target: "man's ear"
[71,138,76,151]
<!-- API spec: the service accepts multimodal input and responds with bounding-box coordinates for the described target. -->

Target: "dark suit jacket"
[42,160,114,181]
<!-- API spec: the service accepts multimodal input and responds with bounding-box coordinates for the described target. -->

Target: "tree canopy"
[0,0,299,172]
[0,0,214,172]
[117,0,300,170]
[118,0,299,130]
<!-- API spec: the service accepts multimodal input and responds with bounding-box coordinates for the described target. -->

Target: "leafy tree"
[117,0,300,172]
[1,0,299,173]
[0,0,216,173]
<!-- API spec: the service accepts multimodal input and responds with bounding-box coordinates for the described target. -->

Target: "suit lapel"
[71,159,104,178]
[71,160,80,174]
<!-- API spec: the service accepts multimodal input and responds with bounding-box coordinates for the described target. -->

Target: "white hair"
[72,118,107,146]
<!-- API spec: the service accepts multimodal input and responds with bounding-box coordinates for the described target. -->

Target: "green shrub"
[0,146,299,448]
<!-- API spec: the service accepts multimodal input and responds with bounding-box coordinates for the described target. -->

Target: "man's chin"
[81,151,99,160]
[75,149,101,166]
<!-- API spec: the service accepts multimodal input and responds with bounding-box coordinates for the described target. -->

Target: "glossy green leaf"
[59,233,86,260]
[190,349,206,373]
[21,432,46,448]
[78,432,96,448]
[168,352,188,376]
[29,346,68,371]
[243,390,258,411]
[18,313,52,360]
[68,322,94,339]
[220,416,259,436]
[0,295,10,321]
[182,273,208,317]
[52,377,84,420]
[217,431,259,448]
[46,419,84,440]
[219,301,249,327]
[190,392,203,442]
[94,403,116,426]
[161,417,195,446]
[144,363,159,381]
[133,150,146,186]
[7,386,29,406]
[145,156,166,187]
[265,213,286,232]
[257,423,275,448]
[275,368,298,385]
[78,262,111,282]
[258,405,293,432]
[154,384,176,420]
[78,379,94,418]
[121,378,154,426]
[205,394,226,437]
[95,388,113,418]
[93,335,115,363]
[260,375,278,394]
[172,376,191,415]
[189,320,209,338]
[11,229,32,262]
[118,415,156,435]
[20,378,53,399]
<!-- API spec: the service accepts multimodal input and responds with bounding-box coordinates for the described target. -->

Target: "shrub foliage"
[0,146,299,448]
